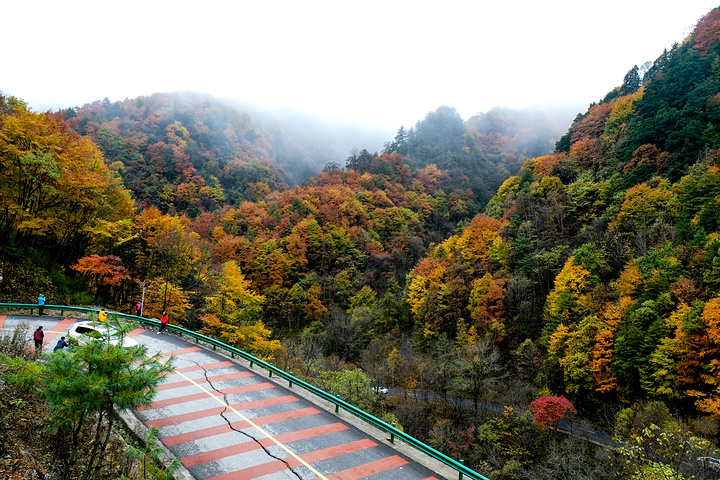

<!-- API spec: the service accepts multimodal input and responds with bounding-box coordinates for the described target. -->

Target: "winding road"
[0,314,456,480]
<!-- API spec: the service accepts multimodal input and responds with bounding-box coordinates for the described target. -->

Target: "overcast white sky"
[3,1,719,131]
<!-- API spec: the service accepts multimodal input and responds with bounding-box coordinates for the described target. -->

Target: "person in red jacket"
[157,311,168,334]
[33,326,44,351]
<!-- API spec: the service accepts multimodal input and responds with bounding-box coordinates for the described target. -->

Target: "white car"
[373,386,389,394]
[67,321,138,348]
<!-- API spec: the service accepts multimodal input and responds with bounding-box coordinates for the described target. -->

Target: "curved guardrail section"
[0,303,490,480]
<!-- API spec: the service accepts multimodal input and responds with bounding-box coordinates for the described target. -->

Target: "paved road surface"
[0,314,453,480]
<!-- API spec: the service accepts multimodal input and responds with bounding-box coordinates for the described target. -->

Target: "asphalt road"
[0,314,453,480]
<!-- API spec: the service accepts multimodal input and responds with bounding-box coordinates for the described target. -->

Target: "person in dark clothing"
[33,326,44,351]
[54,336,68,351]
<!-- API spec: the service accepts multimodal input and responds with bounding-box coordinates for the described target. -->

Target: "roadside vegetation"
[0,320,177,480]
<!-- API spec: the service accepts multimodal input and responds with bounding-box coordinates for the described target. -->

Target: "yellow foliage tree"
[142,276,191,323]
[201,261,278,358]
[615,263,643,298]
[0,107,134,256]
[610,180,674,233]
[559,316,601,395]
[405,258,447,319]
[304,284,327,322]
[406,274,431,318]
[447,215,506,267]
[544,257,591,337]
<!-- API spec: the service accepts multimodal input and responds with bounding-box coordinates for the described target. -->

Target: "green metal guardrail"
[0,303,491,480]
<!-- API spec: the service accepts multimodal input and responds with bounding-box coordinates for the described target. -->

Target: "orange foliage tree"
[687,296,720,416]
[468,272,506,339]
[71,255,132,302]
[0,106,134,259]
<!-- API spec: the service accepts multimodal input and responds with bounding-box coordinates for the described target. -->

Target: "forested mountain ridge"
[0,93,564,343]
[66,92,566,218]
[385,105,572,205]
[401,6,720,415]
[388,7,720,477]
[65,92,290,213]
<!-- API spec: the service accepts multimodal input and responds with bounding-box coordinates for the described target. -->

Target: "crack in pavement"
[192,359,306,480]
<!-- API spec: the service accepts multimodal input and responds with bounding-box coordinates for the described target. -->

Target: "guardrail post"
[288,379,293,388]
[250,360,254,368]
[335,403,339,414]
[269,362,273,378]
[459,459,464,480]
[389,423,396,444]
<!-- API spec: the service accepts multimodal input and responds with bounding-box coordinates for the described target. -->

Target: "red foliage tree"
[71,254,133,303]
[624,144,670,174]
[529,395,577,429]
[72,255,132,287]
[693,9,720,57]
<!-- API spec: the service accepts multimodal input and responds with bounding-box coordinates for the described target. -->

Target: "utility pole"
[141,279,147,317]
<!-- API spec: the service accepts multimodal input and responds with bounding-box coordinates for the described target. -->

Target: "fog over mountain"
[236,98,582,183]
[231,100,392,179]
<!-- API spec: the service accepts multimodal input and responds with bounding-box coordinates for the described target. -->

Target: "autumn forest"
[6,7,720,479]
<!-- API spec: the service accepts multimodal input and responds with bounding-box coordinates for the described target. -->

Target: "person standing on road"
[157,311,168,334]
[54,336,68,351]
[33,326,44,351]
[38,294,46,316]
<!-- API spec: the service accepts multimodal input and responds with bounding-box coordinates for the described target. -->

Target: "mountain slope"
[404,6,720,417]
[68,94,569,217]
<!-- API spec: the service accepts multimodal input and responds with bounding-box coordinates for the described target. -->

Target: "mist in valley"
[233,98,584,186]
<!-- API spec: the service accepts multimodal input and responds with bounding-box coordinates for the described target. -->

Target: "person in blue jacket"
[38,293,46,316]
[54,336,68,351]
